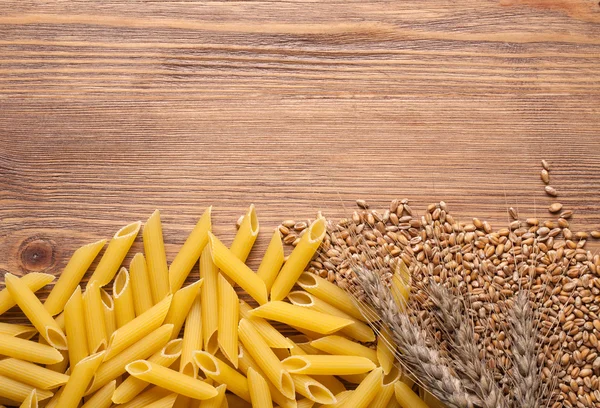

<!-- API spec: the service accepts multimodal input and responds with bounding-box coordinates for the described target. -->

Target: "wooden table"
[1,1,599,309]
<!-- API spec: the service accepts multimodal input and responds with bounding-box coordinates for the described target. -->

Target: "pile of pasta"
[0,206,434,408]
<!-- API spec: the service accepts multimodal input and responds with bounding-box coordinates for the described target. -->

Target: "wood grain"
[1,0,599,323]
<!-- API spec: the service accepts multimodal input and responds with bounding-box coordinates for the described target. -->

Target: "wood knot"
[18,236,56,272]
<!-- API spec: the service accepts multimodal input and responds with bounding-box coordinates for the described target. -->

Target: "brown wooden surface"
[1,1,600,319]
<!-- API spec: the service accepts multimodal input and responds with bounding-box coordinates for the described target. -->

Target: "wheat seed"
[542,160,550,171]
[545,186,558,197]
[541,169,550,184]
[549,203,563,214]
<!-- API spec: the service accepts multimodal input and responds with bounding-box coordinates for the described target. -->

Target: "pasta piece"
[387,398,402,408]
[291,374,336,405]
[104,294,172,360]
[200,245,219,354]
[130,253,155,316]
[101,288,117,337]
[311,336,378,364]
[256,228,285,292]
[282,355,376,375]
[394,380,429,408]
[239,300,293,349]
[181,292,203,377]
[0,333,63,364]
[88,221,142,287]
[0,323,36,340]
[5,273,67,350]
[42,387,62,408]
[145,393,178,408]
[229,204,259,262]
[86,324,173,395]
[119,386,172,408]
[296,272,366,322]
[18,389,36,408]
[218,274,239,368]
[248,301,353,335]
[296,399,315,408]
[319,390,353,408]
[143,210,170,302]
[194,351,251,403]
[44,239,106,316]
[289,340,322,356]
[390,272,409,312]
[370,381,396,408]
[173,395,192,408]
[287,291,375,342]
[64,286,89,366]
[126,360,218,400]
[113,338,182,403]
[56,351,106,407]
[238,318,294,399]
[377,327,396,375]
[198,383,226,408]
[225,393,251,408]
[164,280,202,340]
[339,367,383,408]
[247,367,273,408]
[270,217,326,301]
[0,375,52,403]
[0,273,54,315]
[42,314,69,374]
[114,267,136,327]
[169,206,212,293]
[0,358,69,389]
[83,281,107,353]
[80,380,116,408]
[208,233,268,305]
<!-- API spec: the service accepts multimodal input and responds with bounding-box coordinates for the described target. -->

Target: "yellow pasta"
[198,383,226,408]
[145,393,178,408]
[208,232,268,305]
[282,355,376,376]
[0,323,36,340]
[270,217,326,301]
[311,335,378,364]
[238,318,295,399]
[101,288,117,337]
[42,387,63,408]
[143,210,171,302]
[200,245,219,354]
[86,324,173,395]
[387,397,402,408]
[169,206,212,293]
[249,301,353,335]
[0,375,52,403]
[181,292,203,377]
[80,380,116,408]
[164,280,203,340]
[130,253,155,316]
[217,274,239,368]
[287,291,375,342]
[296,272,366,322]
[377,327,396,375]
[291,374,336,405]
[256,228,285,292]
[119,386,172,408]
[83,281,107,353]
[390,272,409,312]
[394,380,429,408]
[126,360,218,400]
[0,272,54,315]
[297,399,315,408]
[338,367,382,408]
[88,221,142,287]
[319,390,352,408]
[56,351,105,407]
[114,267,136,327]
[4,273,67,350]
[104,294,172,360]
[229,204,259,263]
[0,333,63,364]
[0,358,69,390]
[64,286,89,366]
[18,389,36,408]
[173,395,192,408]
[44,239,106,316]
[239,300,293,349]
[370,381,396,408]
[194,351,251,403]
[247,367,273,408]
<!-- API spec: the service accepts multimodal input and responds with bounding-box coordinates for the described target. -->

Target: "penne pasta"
[370,381,396,408]
[319,390,353,408]
[226,393,251,408]
[64,286,89,367]
[287,291,375,342]
[296,399,315,408]
[164,280,202,340]
[194,351,251,403]
[290,374,336,405]
[282,355,376,376]
[247,367,273,408]
[101,288,117,337]
[200,245,219,354]
[113,338,182,404]
[217,274,238,368]
[88,221,141,287]
[248,301,353,335]
[0,375,53,403]
[130,253,155,316]
[4,273,67,350]
[42,387,63,408]
[198,383,227,408]
[394,380,429,408]
[340,367,383,408]
[239,300,293,349]
[18,389,36,408]
[56,351,106,407]
[126,360,218,400]
[80,380,116,408]
[270,217,326,302]
[44,239,106,316]
[181,292,203,377]
[377,327,396,375]
[104,294,172,360]
[311,336,378,364]
[0,322,36,340]
[119,386,172,408]
[114,267,136,327]
[0,333,63,364]
[256,228,285,292]
[83,281,107,353]
[208,232,268,305]
[238,318,295,399]
[169,206,212,293]
[173,395,192,408]
[143,210,171,303]
[0,358,69,390]
[146,393,178,408]
[387,397,402,408]
[390,272,409,312]
[0,272,54,315]
[229,204,259,263]
[86,324,173,395]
